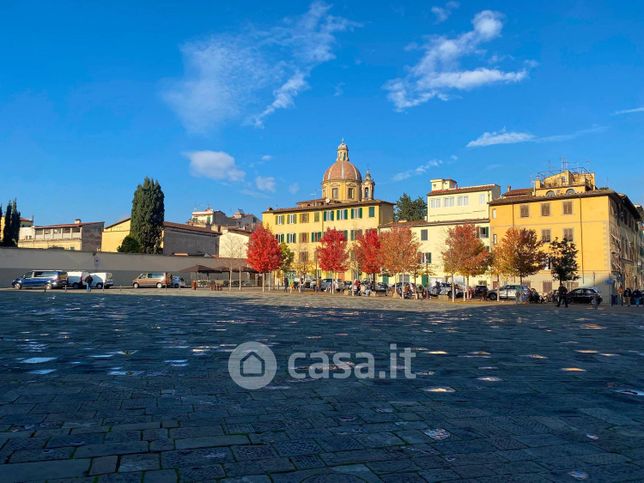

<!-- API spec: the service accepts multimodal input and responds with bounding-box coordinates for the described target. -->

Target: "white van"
[67,271,113,289]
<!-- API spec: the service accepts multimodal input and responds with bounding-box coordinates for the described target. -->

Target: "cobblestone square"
[0,291,643,481]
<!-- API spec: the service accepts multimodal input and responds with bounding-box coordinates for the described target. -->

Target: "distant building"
[189,208,259,232]
[19,219,104,251]
[218,227,250,259]
[381,179,501,286]
[101,218,219,256]
[0,216,33,244]
[489,168,642,297]
[262,141,394,281]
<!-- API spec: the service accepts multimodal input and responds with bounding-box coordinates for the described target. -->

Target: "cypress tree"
[130,178,165,254]
[2,200,20,247]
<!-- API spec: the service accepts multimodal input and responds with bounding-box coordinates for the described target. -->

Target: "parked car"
[132,272,171,288]
[447,284,464,298]
[67,271,90,289]
[12,270,68,290]
[90,272,114,289]
[320,279,342,291]
[487,284,530,301]
[473,285,488,298]
[567,288,602,304]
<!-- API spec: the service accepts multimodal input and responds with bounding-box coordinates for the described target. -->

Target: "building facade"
[101,218,220,256]
[262,141,394,281]
[189,208,259,232]
[382,179,501,286]
[489,169,642,297]
[19,219,104,251]
[218,228,250,259]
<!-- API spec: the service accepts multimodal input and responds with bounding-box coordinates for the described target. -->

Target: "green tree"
[394,193,427,221]
[279,243,294,274]
[549,238,579,287]
[2,200,21,247]
[130,178,165,254]
[117,235,141,253]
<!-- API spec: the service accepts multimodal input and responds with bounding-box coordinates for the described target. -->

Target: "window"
[364,187,370,199]
[520,205,529,218]
[420,229,428,241]
[368,206,375,217]
[478,227,489,238]
[299,251,308,262]
[542,281,552,294]
[311,232,322,242]
[457,195,469,206]
[566,188,575,195]
[563,201,573,215]
[444,197,455,207]
[541,203,550,217]
[479,193,486,205]
[299,233,309,243]
[350,230,357,241]
[348,187,354,199]
[421,252,432,264]
[563,228,574,242]
[493,234,498,244]
[286,233,296,243]
[276,215,285,225]
[546,190,555,198]
[299,213,309,223]
[331,188,339,199]
[323,210,334,221]
[343,230,348,240]
[314,212,320,222]
[287,214,297,224]
[492,208,497,219]
[541,229,551,242]
[430,198,441,208]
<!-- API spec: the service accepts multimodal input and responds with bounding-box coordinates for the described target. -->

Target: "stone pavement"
[0,291,643,482]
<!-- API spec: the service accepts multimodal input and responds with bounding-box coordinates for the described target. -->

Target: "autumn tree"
[316,229,349,291]
[353,229,381,282]
[442,224,490,301]
[246,225,281,292]
[380,226,420,295]
[549,238,579,287]
[492,227,545,284]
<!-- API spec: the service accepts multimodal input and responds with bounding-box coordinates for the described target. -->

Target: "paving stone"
[143,469,178,482]
[90,455,119,475]
[75,441,149,458]
[119,453,160,472]
[175,434,249,449]
[0,458,91,482]
[273,439,322,456]
[160,447,232,468]
[9,446,75,463]
[177,464,225,480]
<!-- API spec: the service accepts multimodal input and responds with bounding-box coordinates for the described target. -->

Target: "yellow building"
[262,141,394,281]
[489,169,642,297]
[382,179,500,286]
[101,218,220,256]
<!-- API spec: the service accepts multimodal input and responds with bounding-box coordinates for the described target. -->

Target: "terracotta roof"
[504,188,532,197]
[428,184,499,196]
[380,218,489,229]
[104,217,131,229]
[34,221,104,229]
[264,199,393,214]
[323,160,362,183]
[163,221,219,235]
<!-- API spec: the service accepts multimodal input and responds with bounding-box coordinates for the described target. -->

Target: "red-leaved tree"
[380,226,420,293]
[442,224,490,301]
[353,229,381,282]
[316,229,349,291]
[246,225,281,291]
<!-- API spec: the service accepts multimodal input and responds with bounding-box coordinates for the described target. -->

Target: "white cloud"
[288,182,301,194]
[467,126,605,148]
[255,176,277,192]
[261,154,273,161]
[431,1,459,23]
[612,106,644,116]
[165,2,355,132]
[393,159,443,182]
[186,151,245,181]
[467,129,535,147]
[385,10,530,110]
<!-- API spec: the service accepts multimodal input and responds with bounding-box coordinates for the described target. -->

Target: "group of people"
[617,287,644,306]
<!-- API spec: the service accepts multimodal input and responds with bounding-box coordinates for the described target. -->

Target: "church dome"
[322,141,362,183]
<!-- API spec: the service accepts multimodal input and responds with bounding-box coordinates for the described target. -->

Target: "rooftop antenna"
[561,156,568,172]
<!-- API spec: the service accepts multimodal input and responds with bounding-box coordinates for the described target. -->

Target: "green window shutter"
[359,207,363,218]
[323,211,327,221]
[368,206,375,217]
[331,211,334,221]
[344,209,348,219]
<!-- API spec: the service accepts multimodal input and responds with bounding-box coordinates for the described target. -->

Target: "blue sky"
[1,0,643,225]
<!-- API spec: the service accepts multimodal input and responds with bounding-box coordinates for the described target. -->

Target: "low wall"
[0,247,254,287]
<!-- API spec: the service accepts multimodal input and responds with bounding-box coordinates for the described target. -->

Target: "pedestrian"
[632,288,642,307]
[556,285,568,308]
[84,274,93,292]
[624,287,632,306]
[283,276,288,292]
[617,285,624,306]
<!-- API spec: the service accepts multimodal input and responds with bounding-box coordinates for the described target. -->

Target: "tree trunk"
[229,269,232,291]
[262,273,265,292]
[451,274,455,302]
[238,268,242,291]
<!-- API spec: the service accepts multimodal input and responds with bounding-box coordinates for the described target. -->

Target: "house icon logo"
[228,342,277,390]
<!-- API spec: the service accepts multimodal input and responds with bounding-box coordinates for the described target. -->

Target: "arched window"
[546,190,555,198]
[364,187,370,199]
[566,188,575,195]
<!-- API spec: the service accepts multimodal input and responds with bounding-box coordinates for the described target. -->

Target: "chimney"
[506,185,511,193]
[74,218,82,224]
